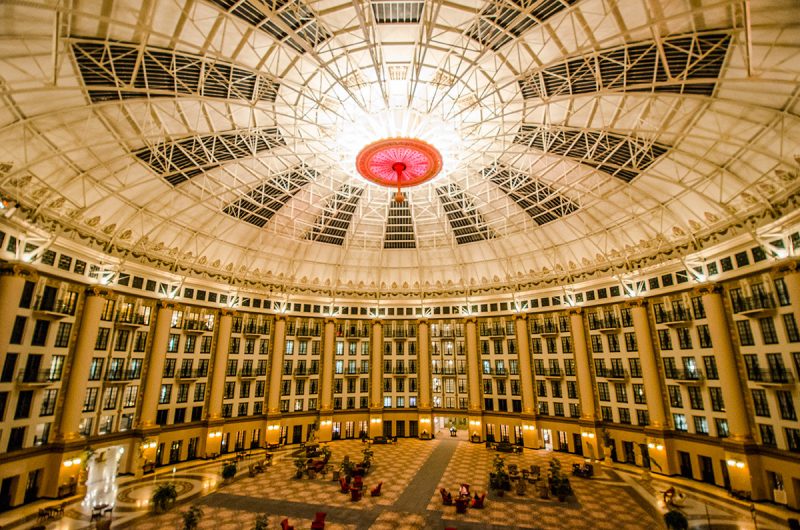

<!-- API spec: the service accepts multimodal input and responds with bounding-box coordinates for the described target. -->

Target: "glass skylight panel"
[223,166,317,227]
[435,184,495,244]
[518,31,731,99]
[134,127,285,186]
[306,185,364,246]
[466,0,578,52]
[483,164,578,225]
[384,199,416,249]
[72,39,279,103]
[371,1,424,23]
[513,125,669,183]
[208,0,332,54]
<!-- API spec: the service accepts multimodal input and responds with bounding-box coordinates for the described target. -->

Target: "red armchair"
[440,488,453,506]
[339,477,349,493]
[311,512,326,530]
[280,519,294,530]
[370,482,382,497]
[471,493,486,509]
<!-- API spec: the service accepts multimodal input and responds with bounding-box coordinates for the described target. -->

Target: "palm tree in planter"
[294,456,309,479]
[222,462,237,483]
[182,506,204,530]
[152,482,178,513]
[488,455,512,496]
[253,513,269,530]
[664,510,688,530]
[548,459,573,502]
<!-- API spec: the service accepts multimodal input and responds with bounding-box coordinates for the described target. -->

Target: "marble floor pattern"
[15,438,791,530]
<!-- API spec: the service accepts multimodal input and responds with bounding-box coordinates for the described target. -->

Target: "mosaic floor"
[19,437,789,530]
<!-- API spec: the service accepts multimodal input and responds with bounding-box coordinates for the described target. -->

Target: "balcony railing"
[176,369,204,380]
[16,370,59,385]
[242,322,270,335]
[104,369,139,382]
[748,369,795,386]
[732,294,776,315]
[667,369,705,383]
[32,297,76,317]
[480,324,507,337]
[596,368,628,380]
[657,309,693,326]
[344,326,370,338]
[588,314,620,331]
[530,320,558,335]
[183,320,214,333]
[238,369,257,379]
[115,312,150,326]
[542,368,562,378]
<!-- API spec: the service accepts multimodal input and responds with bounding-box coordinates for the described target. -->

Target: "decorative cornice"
[772,258,800,274]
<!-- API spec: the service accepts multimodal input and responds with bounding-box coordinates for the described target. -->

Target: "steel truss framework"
[0,0,797,296]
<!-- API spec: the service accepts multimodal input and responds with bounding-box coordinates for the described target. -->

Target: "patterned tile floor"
[19,437,790,530]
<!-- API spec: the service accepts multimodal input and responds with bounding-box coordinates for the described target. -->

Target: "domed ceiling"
[0,0,799,297]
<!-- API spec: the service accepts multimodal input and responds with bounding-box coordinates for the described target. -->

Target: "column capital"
[274,314,288,322]
[693,283,722,296]
[512,313,528,322]
[219,307,237,317]
[567,306,583,316]
[371,318,382,326]
[324,317,336,325]
[624,298,648,309]
[157,299,179,310]
[85,286,112,298]
[0,262,37,279]
[464,316,478,324]
[415,318,429,326]
[772,258,800,274]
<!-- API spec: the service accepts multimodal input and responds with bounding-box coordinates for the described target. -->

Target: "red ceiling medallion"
[356,138,443,203]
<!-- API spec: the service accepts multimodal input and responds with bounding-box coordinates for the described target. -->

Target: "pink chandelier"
[355,138,443,203]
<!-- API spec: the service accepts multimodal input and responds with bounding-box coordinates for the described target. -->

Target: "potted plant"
[547,459,572,501]
[488,455,512,496]
[182,506,203,530]
[152,482,177,512]
[253,513,269,530]
[222,462,237,483]
[664,509,688,530]
[294,456,308,479]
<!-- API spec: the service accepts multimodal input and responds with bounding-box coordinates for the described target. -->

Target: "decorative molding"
[692,283,722,296]
[0,262,37,279]
[624,298,648,309]
[567,307,583,316]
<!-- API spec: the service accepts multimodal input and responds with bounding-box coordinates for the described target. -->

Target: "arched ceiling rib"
[0,0,798,297]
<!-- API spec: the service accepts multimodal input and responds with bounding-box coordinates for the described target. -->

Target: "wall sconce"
[209,431,222,438]
[581,432,595,438]
[267,425,280,431]
[370,418,382,423]
[142,440,157,450]
[647,442,663,450]
[320,420,332,426]
[63,457,81,467]
[726,459,745,469]
[522,425,535,431]
[420,418,431,423]
[469,420,481,426]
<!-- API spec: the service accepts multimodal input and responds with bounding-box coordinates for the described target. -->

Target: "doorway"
[0,477,14,511]
[24,470,40,504]
[699,455,715,484]
[639,444,650,469]
[572,433,583,456]
[542,429,553,451]
[623,441,636,464]
[383,420,393,438]
[678,451,693,479]
[396,421,405,438]
[291,425,303,444]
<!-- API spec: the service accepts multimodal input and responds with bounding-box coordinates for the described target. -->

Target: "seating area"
[492,441,523,454]
[441,483,486,515]
[572,463,594,479]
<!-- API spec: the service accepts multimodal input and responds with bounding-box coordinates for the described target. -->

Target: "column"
[207,309,233,420]
[317,318,336,441]
[138,301,176,428]
[416,319,433,437]
[265,315,287,444]
[780,261,800,315]
[57,287,109,440]
[569,308,603,459]
[369,319,383,437]
[699,284,759,495]
[629,301,668,428]
[699,286,752,441]
[513,314,538,448]
[0,265,33,358]
[568,308,596,421]
[464,317,483,441]
[628,299,674,474]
